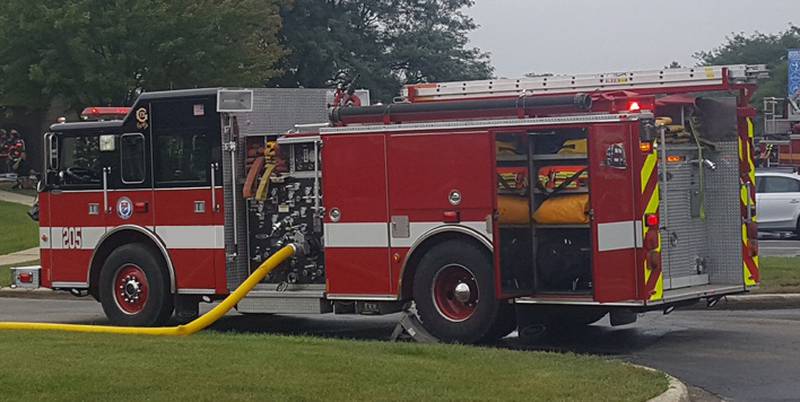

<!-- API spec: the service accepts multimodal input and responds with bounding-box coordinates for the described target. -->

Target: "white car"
[756,170,800,234]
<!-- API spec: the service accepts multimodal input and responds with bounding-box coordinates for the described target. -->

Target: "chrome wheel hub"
[453,282,472,303]
[121,275,143,303]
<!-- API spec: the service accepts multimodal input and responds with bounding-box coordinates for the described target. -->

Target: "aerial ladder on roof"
[402,64,769,102]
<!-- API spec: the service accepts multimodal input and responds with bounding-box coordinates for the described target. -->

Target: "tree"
[694,25,800,107]
[271,0,493,102]
[0,0,285,111]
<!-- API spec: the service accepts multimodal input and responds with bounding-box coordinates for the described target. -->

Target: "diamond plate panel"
[659,141,743,289]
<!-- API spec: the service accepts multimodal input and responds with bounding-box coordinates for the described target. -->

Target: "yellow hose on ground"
[0,244,297,336]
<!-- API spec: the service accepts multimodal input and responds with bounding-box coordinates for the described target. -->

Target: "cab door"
[105,132,154,231]
[150,98,223,294]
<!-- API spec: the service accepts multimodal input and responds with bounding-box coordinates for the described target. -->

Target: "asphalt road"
[1,298,798,401]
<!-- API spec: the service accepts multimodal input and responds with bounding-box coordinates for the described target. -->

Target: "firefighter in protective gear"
[7,130,27,189]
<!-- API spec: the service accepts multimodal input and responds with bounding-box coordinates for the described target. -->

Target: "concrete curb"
[0,288,77,300]
[684,293,800,311]
[629,364,690,402]
[649,373,690,402]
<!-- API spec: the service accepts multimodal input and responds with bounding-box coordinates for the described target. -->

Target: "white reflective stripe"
[634,220,643,248]
[51,281,88,288]
[154,226,224,249]
[324,222,389,248]
[44,226,106,250]
[324,221,491,248]
[597,221,638,251]
[177,288,216,295]
[390,221,491,248]
[39,225,224,250]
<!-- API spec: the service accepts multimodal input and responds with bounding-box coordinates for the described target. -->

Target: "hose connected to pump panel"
[0,244,297,336]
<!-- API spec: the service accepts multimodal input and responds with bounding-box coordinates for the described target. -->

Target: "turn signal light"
[667,155,684,163]
[639,141,653,153]
[750,239,759,257]
[645,214,659,228]
[644,230,659,250]
[647,250,661,270]
[746,221,758,240]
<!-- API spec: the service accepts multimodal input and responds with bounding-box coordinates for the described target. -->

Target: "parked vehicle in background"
[756,169,800,235]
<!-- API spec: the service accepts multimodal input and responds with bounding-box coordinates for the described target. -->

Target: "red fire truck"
[35,65,763,343]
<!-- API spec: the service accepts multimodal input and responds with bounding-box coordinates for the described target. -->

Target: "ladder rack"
[403,64,768,102]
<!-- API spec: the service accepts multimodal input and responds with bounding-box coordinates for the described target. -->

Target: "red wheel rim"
[113,264,149,315]
[432,264,479,322]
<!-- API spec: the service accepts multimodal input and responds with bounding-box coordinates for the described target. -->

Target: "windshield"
[59,135,102,186]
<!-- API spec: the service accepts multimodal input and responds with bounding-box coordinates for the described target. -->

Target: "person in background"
[0,129,8,173]
[8,130,26,189]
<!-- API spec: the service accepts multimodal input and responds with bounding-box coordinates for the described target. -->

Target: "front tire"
[99,244,174,326]
[413,240,501,343]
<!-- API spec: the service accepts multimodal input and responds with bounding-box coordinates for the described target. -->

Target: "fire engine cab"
[36,65,764,343]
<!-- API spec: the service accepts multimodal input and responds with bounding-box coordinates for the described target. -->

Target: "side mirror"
[48,133,58,171]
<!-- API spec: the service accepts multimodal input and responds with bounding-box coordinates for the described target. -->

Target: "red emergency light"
[80,106,131,121]
[626,99,655,112]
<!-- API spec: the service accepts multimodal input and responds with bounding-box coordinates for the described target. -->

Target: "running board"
[237,289,332,314]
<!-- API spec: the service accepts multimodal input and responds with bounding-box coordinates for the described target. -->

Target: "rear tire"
[413,240,501,343]
[99,244,174,326]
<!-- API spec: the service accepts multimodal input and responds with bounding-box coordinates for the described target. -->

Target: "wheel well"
[399,231,492,300]
[88,230,173,300]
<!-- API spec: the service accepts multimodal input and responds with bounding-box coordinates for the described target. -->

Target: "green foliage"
[0,0,285,111]
[0,331,667,401]
[694,25,800,108]
[272,0,493,102]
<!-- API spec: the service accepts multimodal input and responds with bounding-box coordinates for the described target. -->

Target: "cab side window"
[59,135,102,187]
[155,131,209,186]
[120,133,146,184]
[761,176,800,193]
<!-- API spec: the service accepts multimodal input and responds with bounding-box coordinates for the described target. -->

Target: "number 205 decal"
[61,227,83,249]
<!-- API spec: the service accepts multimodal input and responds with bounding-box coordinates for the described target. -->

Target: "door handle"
[134,201,149,213]
[790,199,800,204]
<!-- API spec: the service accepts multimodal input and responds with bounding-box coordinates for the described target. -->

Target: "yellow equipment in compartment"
[533,194,590,225]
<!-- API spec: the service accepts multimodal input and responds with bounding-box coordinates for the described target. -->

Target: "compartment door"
[589,123,640,302]
[322,134,393,297]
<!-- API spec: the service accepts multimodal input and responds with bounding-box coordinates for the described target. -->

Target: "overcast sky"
[466,0,799,78]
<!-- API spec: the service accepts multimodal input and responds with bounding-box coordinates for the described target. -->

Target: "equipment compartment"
[496,128,593,295]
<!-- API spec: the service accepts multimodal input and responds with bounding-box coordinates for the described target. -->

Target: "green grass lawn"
[0,199,38,255]
[754,257,800,293]
[0,331,666,402]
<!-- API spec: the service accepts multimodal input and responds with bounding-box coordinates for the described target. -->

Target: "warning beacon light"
[80,107,131,121]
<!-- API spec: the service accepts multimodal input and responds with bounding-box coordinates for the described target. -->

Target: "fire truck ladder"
[403,64,768,102]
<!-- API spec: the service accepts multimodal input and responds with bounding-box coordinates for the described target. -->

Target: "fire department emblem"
[605,142,627,169]
[117,197,133,220]
[135,107,149,129]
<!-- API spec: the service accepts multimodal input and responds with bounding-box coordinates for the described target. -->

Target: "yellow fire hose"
[0,244,297,336]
